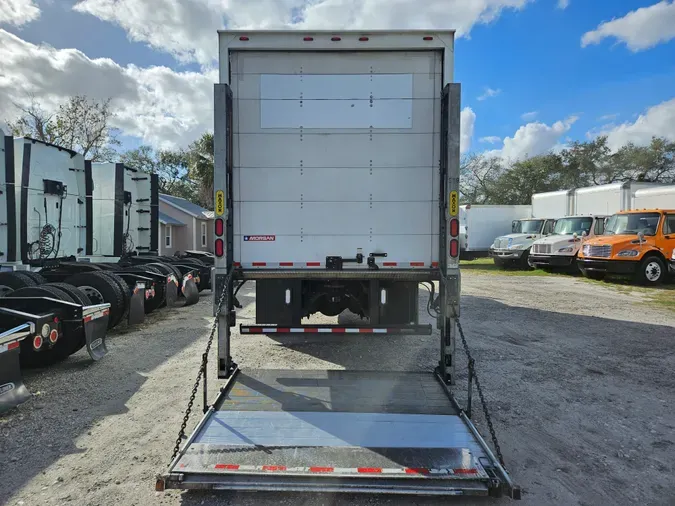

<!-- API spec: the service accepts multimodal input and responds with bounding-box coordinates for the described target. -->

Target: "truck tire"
[18,271,48,284]
[10,285,78,368]
[148,262,183,285]
[519,251,532,270]
[0,271,40,297]
[636,255,666,285]
[64,272,125,329]
[44,283,92,355]
[98,271,131,322]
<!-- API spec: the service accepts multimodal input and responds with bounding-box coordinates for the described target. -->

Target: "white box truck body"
[633,186,675,210]
[574,182,661,216]
[160,30,518,499]
[459,204,532,259]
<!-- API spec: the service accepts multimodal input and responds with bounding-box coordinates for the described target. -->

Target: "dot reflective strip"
[241,327,391,334]
[235,262,435,268]
[207,464,479,476]
[83,308,110,323]
[0,341,20,354]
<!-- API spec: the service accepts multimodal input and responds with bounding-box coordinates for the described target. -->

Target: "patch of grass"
[460,258,562,277]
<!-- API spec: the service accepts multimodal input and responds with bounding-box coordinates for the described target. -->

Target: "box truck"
[459,204,532,260]
[158,30,518,499]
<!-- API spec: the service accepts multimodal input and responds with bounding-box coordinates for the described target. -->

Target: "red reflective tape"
[309,466,334,473]
[248,327,262,333]
[358,328,373,333]
[357,467,382,474]
[262,465,287,472]
[331,328,346,333]
[7,341,20,351]
[306,262,321,267]
[383,262,397,266]
[405,468,430,475]
[410,262,425,267]
[215,464,240,470]
[279,262,294,266]
[252,262,267,267]
[453,468,478,475]
[276,328,290,333]
[432,262,439,267]
[233,262,241,267]
[304,328,318,333]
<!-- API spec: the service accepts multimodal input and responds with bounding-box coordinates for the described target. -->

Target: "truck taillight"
[239,36,249,41]
[331,36,341,41]
[303,36,314,41]
[359,37,369,41]
[450,239,459,257]
[215,218,224,236]
[423,36,433,41]
[450,218,459,237]
[215,239,224,257]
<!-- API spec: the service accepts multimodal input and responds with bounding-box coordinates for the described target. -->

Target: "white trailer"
[633,186,675,210]
[459,204,532,259]
[574,182,661,216]
[532,189,574,218]
[159,30,518,499]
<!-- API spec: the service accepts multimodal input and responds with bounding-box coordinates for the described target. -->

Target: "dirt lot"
[1,271,674,506]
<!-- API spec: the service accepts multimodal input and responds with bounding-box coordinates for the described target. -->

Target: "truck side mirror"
[638,231,645,245]
[512,221,517,233]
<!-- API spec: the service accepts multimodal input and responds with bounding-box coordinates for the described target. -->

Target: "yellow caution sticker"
[449,191,459,216]
[215,190,225,216]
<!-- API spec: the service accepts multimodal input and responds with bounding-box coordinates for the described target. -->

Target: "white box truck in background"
[488,190,570,267]
[575,182,661,215]
[459,204,532,259]
[633,186,675,209]
[159,30,519,499]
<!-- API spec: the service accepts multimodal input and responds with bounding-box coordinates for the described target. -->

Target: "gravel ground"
[1,272,674,506]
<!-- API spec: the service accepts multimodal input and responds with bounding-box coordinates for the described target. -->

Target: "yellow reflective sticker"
[215,190,225,216]
[449,191,459,216]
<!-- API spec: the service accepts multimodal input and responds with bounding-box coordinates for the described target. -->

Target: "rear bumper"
[528,254,575,267]
[577,259,638,275]
[488,249,526,260]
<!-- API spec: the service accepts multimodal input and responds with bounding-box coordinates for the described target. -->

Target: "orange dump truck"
[578,209,675,285]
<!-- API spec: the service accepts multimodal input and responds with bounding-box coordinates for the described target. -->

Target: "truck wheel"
[520,251,532,270]
[64,272,125,329]
[10,285,78,368]
[18,271,48,284]
[0,271,39,297]
[148,262,183,285]
[637,255,666,285]
[44,283,92,355]
[98,271,131,322]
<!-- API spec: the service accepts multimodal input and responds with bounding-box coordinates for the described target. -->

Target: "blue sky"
[1,0,674,158]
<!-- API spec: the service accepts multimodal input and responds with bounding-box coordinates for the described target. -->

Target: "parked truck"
[158,30,518,499]
[575,182,661,215]
[578,209,675,284]
[459,204,532,260]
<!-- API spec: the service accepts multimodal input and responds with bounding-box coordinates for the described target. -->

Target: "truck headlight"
[510,244,525,250]
[617,250,639,257]
[671,249,675,260]
[558,247,574,253]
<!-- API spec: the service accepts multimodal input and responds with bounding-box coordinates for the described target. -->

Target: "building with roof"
[159,194,214,255]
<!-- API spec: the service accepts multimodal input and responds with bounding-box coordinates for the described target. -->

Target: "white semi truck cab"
[529,215,606,270]
[488,218,556,267]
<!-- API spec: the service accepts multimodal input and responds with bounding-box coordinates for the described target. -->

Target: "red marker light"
[303,37,314,41]
[450,218,459,237]
[359,37,369,41]
[215,218,224,236]
[450,239,459,257]
[215,238,224,257]
[331,36,341,41]
[423,36,433,41]
[33,335,43,350]
[239,36,249,41]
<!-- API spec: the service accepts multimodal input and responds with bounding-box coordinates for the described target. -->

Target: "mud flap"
[165,275,179,308]
[181,272,200,307]
[83,305,111,362]
[0,327,31,414]
[128,282,146,325]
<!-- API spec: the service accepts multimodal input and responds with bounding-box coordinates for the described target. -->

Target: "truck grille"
[583,244,611,258]
[532,244,551,254]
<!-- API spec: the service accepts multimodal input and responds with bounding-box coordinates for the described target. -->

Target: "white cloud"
[0,0,40,26]
[591,98,675,150]
[477,87,502,101]
[460,107,476,154]
[581,1,675,52]
[598,113,619,122]
[0,29,215,149]
[489,116,578,161]
[521,111,538,121]
[73,0,534,65]
[557,0,569,9]
[479,136,501,144]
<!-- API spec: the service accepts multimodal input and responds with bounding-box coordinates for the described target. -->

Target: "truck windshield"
[513,220,543,234]
[604,212,661,236]
[553,217,593,235]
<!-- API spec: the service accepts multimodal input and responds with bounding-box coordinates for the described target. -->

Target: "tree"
[120,145,195,200]
[459,153,505,204]
[491,154,566,205]
[6,95,120,161]
[187,132,214,209]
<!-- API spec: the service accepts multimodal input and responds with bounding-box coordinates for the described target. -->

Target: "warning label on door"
[244,235,276,242]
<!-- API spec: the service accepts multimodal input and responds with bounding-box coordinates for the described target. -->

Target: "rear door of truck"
[228,34,447,270]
